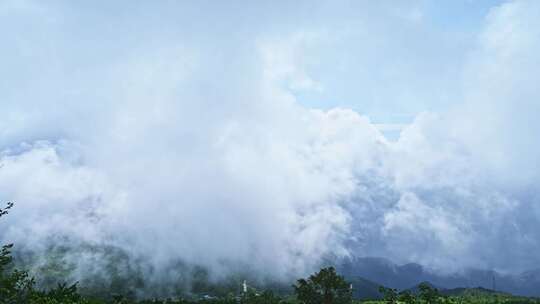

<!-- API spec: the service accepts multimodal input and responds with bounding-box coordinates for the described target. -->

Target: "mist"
[1,0,540,292]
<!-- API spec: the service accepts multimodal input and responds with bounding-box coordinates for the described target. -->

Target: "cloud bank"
[1,0,539,290]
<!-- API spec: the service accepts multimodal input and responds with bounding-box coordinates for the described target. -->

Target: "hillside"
[339,256,540,297]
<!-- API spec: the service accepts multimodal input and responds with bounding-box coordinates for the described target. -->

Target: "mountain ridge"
[338,256,540,297]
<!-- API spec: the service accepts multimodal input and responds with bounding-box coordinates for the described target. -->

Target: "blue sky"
[296,1,506,123]
[1,0,506,126]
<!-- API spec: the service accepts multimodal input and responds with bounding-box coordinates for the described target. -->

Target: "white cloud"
[0,0,539,291]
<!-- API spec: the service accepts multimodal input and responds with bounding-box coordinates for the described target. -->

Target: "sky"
[1,0,540,287]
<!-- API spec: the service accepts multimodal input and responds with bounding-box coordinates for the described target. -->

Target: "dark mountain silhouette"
[338,256,540,297]
[440,286,509,297]
[348,276,384,300]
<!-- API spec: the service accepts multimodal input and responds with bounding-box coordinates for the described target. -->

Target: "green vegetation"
[293,267,351,304]
[1,202,539,304]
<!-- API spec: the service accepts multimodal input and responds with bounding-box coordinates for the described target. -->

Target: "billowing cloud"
[0,0,539,293]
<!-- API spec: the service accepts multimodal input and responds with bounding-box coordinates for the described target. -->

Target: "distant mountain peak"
[337,256,540,297]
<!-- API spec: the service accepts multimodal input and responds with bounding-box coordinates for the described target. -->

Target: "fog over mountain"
[339,257,540,297]
[1,0,540,290]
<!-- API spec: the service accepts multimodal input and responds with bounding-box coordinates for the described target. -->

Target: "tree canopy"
[293,267,352,304]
